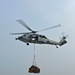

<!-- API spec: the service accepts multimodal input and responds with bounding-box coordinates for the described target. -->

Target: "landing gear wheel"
[27,43,29,45]
[15,38,18,40]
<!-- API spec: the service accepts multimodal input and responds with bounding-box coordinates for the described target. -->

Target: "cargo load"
[29,65,40,73]
[28,44,40,73]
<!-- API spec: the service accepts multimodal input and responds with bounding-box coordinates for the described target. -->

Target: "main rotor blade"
[37,24,61,32]
[10,32,31,35]
[16,19,33,32]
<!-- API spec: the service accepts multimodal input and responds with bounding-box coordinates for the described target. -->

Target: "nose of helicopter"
[15,36,23,40]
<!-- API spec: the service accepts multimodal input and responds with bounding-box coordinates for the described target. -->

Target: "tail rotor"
[59,32,68,40]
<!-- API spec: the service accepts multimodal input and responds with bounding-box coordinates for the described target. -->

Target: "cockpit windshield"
[40,35,47,39]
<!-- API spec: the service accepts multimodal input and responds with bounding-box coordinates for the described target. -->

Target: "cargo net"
[28,44,40,73]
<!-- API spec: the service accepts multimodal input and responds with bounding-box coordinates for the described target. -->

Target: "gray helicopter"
[11,19,67,48]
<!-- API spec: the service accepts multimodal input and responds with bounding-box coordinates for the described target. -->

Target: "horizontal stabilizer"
[59,36,67,46]
[59,40,67,46]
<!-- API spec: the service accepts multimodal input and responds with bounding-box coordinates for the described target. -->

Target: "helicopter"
[11,19,67,48]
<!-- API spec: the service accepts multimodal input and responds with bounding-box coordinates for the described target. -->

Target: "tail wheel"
[56,45,58,48]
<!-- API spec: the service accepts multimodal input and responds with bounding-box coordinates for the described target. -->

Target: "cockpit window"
[24,35,26,36]
[43,35,47,38]
[40,35,47,39]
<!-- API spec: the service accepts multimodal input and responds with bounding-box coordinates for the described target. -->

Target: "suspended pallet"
[29,65,40,73]
[28,44,40,73]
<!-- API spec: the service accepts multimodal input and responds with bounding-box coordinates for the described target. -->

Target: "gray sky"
[0,0,75,75]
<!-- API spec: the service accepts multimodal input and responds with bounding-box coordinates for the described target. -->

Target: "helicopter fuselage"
[11,19,67,48]
[16,33,59,45]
